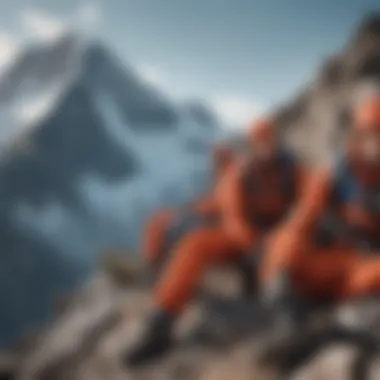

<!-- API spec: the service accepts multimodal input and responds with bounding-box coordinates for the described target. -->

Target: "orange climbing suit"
[143,197,224,266]
[262,156,380,301]
[155,150,306,314]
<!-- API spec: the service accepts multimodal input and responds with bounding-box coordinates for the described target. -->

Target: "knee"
[180,229,215,250]
[158,230,221,287]
[177,228,227,263]
[353,261,380,283]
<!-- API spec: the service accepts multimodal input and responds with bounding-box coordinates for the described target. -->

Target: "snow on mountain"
[0,33,219,347]
[16,84,63,126]
[1,33,218,252]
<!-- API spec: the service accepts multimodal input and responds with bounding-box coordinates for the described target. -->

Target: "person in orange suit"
[124,117,307,367]
[143,143,235,273]
[261,93,380,328]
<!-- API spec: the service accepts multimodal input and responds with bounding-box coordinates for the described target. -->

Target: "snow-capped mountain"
[0,33,220,347]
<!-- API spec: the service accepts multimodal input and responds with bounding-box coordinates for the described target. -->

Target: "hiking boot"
[256,314,300,369]
[0,371,14,380]
[236,251,261,298]
[122,309,175,368]
[257,272,307,367]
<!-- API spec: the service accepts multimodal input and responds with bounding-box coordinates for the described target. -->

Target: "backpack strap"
[330,154,357,207]
[277,149,297,203]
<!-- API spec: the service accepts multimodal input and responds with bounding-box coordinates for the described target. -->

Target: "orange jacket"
[217,153,307,251]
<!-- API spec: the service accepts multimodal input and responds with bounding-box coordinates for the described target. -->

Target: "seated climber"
[261,93,380,330]
[123,117,307,367]
[143,143,234,272]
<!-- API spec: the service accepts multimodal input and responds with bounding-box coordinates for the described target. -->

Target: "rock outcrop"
[275,13,380,165]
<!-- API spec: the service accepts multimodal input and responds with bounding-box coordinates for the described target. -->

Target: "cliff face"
[275,13,380,165]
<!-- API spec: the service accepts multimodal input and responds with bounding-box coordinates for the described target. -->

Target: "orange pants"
[155,226,257,314]
[262,229,380,300]
[144,209,218,268]
[144,210,176,266]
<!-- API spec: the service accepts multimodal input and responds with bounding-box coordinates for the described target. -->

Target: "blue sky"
[0,0,378,127]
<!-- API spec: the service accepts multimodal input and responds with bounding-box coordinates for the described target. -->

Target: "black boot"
[257,271,307,367]
[123,309,175,368]
[236,252,260,298]
[0,371,14,380]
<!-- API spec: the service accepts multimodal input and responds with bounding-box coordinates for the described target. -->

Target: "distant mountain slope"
[0,33,220,347]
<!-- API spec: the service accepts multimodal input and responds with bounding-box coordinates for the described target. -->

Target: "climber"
[143,143,234,273]
[261,93,380,328]
[123,117,306,367]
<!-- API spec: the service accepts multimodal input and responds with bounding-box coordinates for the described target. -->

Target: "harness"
[324,156,380,250]
[241,150,297,229]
